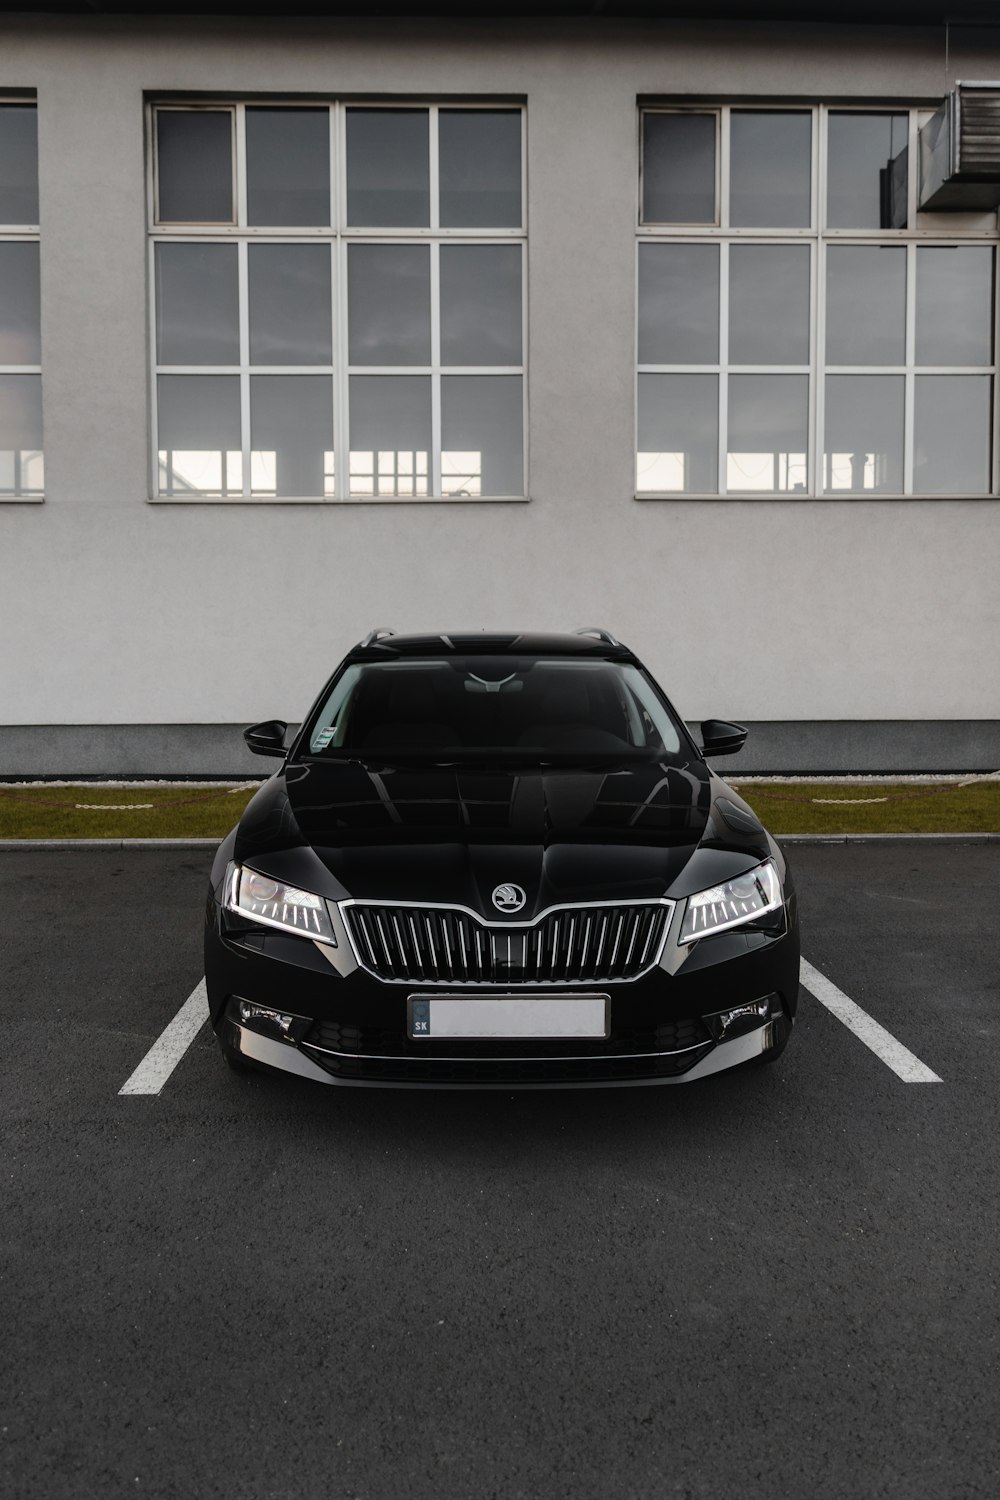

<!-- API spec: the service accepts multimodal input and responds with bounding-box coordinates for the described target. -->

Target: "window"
[637,106,998,497]
[0,101,42,499]
[149,103,525,500]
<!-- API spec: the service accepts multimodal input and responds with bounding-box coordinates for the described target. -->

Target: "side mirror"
[244,719,288,758]
[699,719,748,757]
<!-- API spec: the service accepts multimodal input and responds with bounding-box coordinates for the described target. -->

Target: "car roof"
[347,630,634,661]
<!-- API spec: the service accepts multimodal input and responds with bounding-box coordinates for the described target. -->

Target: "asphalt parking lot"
[3,843,999,1500]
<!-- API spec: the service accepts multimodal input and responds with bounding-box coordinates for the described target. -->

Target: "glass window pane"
[914,376,992,495]
[439,110,521,228]
[440,245,521,367]
[250,375,333,497]
[156,109,233,224]
[637,244,719,365]
[827,112,908,229]
[916,247,994,367]
[637,373,718,493]
[155,243,240,365]
[729,245,809,365]
[0,242,40,363]
[825,246,905,366]
[157,374,242,496]
[0,374,43,495]
[348,244,430,366]
[727,375,808,493]
[349,375,431,496]
[823,375,903,493]
[0,105,38,224]
[730,112,811,229]
[346,109,429,227]
[246,108,330,226]
[642,113,716,224]
[248,244,332,366]
[441,376,522,496]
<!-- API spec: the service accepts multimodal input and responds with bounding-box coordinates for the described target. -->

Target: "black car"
[205,628,799,1088]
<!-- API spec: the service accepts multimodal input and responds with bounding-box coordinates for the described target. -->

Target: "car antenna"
[573,626,621,646]
[359,627,396,648]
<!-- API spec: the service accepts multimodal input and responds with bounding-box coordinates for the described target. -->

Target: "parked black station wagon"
[205,628,799,1088]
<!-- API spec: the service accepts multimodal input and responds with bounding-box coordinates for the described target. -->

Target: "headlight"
[680,859,783,943]
[226,863,337,946]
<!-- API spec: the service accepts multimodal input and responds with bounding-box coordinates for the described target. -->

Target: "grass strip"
[0,785,256,840]
[0,780,998,840]
[730,781,1000,835]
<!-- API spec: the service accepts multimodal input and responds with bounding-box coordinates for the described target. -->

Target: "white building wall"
[0,15,998,768]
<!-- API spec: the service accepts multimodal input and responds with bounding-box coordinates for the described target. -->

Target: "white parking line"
[119,979,209,1096]
[800,958,942,1084]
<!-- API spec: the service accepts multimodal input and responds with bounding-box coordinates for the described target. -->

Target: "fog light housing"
[706,995,776,1043]
[235,999,310,1044]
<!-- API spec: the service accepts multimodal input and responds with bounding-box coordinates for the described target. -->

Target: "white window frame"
[0,95,42,504]
[636,102,1000,500]
[147,99,528,504]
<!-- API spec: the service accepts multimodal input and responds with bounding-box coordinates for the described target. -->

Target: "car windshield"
[299,656,688,765]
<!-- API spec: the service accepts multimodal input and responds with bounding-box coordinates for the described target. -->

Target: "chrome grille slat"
[593,914,609,975]
[373,912,395,976]
[580,915,593,976]
[607,911,626,976]
[623,911,641,971]
[391,913,407,969]
[638,910,658,967]
[407,914,424,979]
[356,911,380,969]
[343,901,671,986]
[424,914,438,977]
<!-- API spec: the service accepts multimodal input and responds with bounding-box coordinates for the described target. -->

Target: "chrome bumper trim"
[300,1038,710,1062]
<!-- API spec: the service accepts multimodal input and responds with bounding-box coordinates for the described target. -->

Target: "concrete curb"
[0,838,223,850]
[1,833,999,850]
[777,833,1000,844]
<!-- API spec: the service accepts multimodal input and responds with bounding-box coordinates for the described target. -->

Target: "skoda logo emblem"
[492,883,527,914]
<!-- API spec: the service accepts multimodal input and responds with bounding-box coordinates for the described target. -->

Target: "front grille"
[341,900,672,985]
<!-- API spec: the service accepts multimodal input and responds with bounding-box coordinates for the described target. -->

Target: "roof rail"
[359,627,396,648]
[574,626,621,647]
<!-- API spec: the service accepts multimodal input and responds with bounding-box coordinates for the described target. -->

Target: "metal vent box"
[920,82,1000,211]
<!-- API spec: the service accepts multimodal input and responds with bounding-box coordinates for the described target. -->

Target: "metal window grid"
[635,103,1000,500]
[147,100,528,504]
[0,97,42,503]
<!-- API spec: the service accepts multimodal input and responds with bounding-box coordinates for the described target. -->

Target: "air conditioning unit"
[919,82,1000,211]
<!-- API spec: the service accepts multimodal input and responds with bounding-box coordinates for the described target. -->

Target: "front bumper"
[207,888,799,1088]
[224,1009,779,1089]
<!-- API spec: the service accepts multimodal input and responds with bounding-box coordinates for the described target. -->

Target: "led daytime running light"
[227,864,337,946]
[681,860,782,943]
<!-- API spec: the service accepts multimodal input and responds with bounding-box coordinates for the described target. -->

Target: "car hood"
[234,758,771,917]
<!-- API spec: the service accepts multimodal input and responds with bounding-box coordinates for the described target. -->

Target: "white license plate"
[408,994,610,1041]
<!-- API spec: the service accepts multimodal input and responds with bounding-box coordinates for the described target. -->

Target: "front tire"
[753,1013,792,1068]
[218,1021,250,1074]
